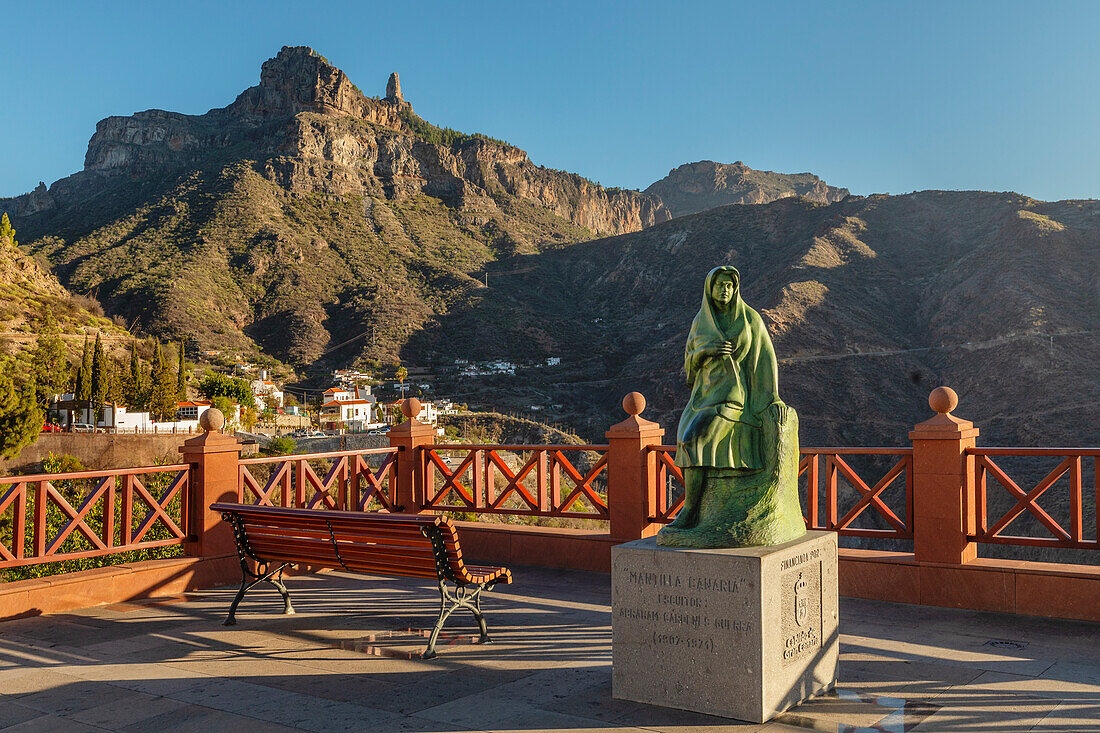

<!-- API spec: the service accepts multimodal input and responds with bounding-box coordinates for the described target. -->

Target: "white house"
[251,379,284,410]
[333,369,374,389]
[319,384,379,432]
[48,396,238,433]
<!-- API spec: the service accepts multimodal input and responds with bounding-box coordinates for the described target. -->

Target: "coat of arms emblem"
[794,572,808,627]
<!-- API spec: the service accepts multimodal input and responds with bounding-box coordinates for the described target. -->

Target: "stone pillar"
[910,387,979,564]
[606,393,665,542]
[388,398,436,513]
[179,409,242,558]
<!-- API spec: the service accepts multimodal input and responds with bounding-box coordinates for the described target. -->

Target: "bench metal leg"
[223,562,293,626]
[422,580,494,659]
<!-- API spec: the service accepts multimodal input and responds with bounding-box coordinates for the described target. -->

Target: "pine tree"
[91,334,109,421]
[148,340,178,422]
[176,341,187,399]
[30,309,68,408]
[0,213,17,248]
[75,336,93,405]
[0,357,43,459]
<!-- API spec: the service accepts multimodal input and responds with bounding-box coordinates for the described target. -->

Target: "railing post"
[606,392,665,542]
[910,387,979,564]
[179,408,242,558]
[388,398,436,513]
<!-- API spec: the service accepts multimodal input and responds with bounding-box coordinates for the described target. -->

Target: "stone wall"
[0,433,255,474]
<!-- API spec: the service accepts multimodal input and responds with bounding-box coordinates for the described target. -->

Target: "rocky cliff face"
[1,46,672,369]
[9,46,667,237]
[645,160,849,217]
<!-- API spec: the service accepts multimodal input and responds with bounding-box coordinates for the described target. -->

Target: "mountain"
[646,160,849,217]
[411,191,1098,450]
[0,226,126,359]
[3,46,669,368]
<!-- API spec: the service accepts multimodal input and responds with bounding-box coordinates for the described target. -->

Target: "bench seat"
[212,503,511,658]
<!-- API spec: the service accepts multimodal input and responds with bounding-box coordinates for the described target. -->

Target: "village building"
[250,379,284,410]
[319,385,379,432]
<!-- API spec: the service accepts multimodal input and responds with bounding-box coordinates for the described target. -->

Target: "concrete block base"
[612,531,839,723]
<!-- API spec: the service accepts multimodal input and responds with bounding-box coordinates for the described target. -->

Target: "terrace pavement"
[0,566,1097,732]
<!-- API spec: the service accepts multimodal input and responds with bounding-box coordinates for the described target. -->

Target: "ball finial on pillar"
[401,397,422,420]
[199,408,225,433]
[622,392,646,416]
[928,386,958,415]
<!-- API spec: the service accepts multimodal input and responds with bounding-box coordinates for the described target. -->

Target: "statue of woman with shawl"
[656,266,806,548]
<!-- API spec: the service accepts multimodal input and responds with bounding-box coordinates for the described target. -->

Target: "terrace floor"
[0,567,1097,733]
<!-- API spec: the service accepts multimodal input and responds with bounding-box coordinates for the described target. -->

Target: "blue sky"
[2,1,1099,201]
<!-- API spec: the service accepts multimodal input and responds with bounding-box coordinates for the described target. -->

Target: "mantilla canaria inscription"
[658,266,806,548]
[618,569,754,636]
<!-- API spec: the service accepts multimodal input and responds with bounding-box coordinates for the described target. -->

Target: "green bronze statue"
[656,266,806,548]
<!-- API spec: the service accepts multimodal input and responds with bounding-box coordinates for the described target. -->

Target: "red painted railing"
[238,448,398,512]
[0,464,191,569]
[969,447,1099,549]
[646,445,914,539]
[423,444,610,518]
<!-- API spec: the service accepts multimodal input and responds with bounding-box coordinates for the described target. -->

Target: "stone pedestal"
[612,531,838,723]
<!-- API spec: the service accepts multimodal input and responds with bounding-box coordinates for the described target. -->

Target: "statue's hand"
[704,341,735,357]
[767,401,789,425]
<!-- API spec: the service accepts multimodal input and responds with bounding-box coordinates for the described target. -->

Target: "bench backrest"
[211,503,480,584]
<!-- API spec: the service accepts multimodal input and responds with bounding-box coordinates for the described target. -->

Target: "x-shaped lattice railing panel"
[972,453,1096,548]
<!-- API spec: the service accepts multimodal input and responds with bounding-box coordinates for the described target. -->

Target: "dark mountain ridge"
[411,191,1098,449]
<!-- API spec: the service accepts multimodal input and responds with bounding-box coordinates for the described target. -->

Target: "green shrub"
[265,436,296,456]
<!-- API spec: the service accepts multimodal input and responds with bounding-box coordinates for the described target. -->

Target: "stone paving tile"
[962,668,1100,702]
[59,660,210,697]
[352,666,532,715]
[0,698,50,728]
[16,678,139,718]
[842,630,1057,677]
[838,651,986,700]
[0,667,90,698]
[1028,701,1100,732]
[0,713,109,732]
[69,692,190,729]
[121,703,303,733]
[605,702,769,732]
[908,692,1062,732]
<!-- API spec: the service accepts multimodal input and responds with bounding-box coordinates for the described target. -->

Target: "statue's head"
[706,266,739,308]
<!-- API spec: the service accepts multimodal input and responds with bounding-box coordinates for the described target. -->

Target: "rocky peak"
[646,160,850,217]
[232,45,367,118]
[385,71,412,113]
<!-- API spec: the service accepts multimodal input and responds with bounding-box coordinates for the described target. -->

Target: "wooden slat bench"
[211,503,512,658]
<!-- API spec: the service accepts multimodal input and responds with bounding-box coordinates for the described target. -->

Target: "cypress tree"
[91,334,108,422]
[76,336,93,405]
[127,341,143,408]
[176,341,187,399]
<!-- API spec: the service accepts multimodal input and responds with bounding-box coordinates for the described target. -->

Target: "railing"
[0,464,191,569]
[647,445,914,540]
[238,448,398,512]
[423,444,610,518]
[970,448,1099,549]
